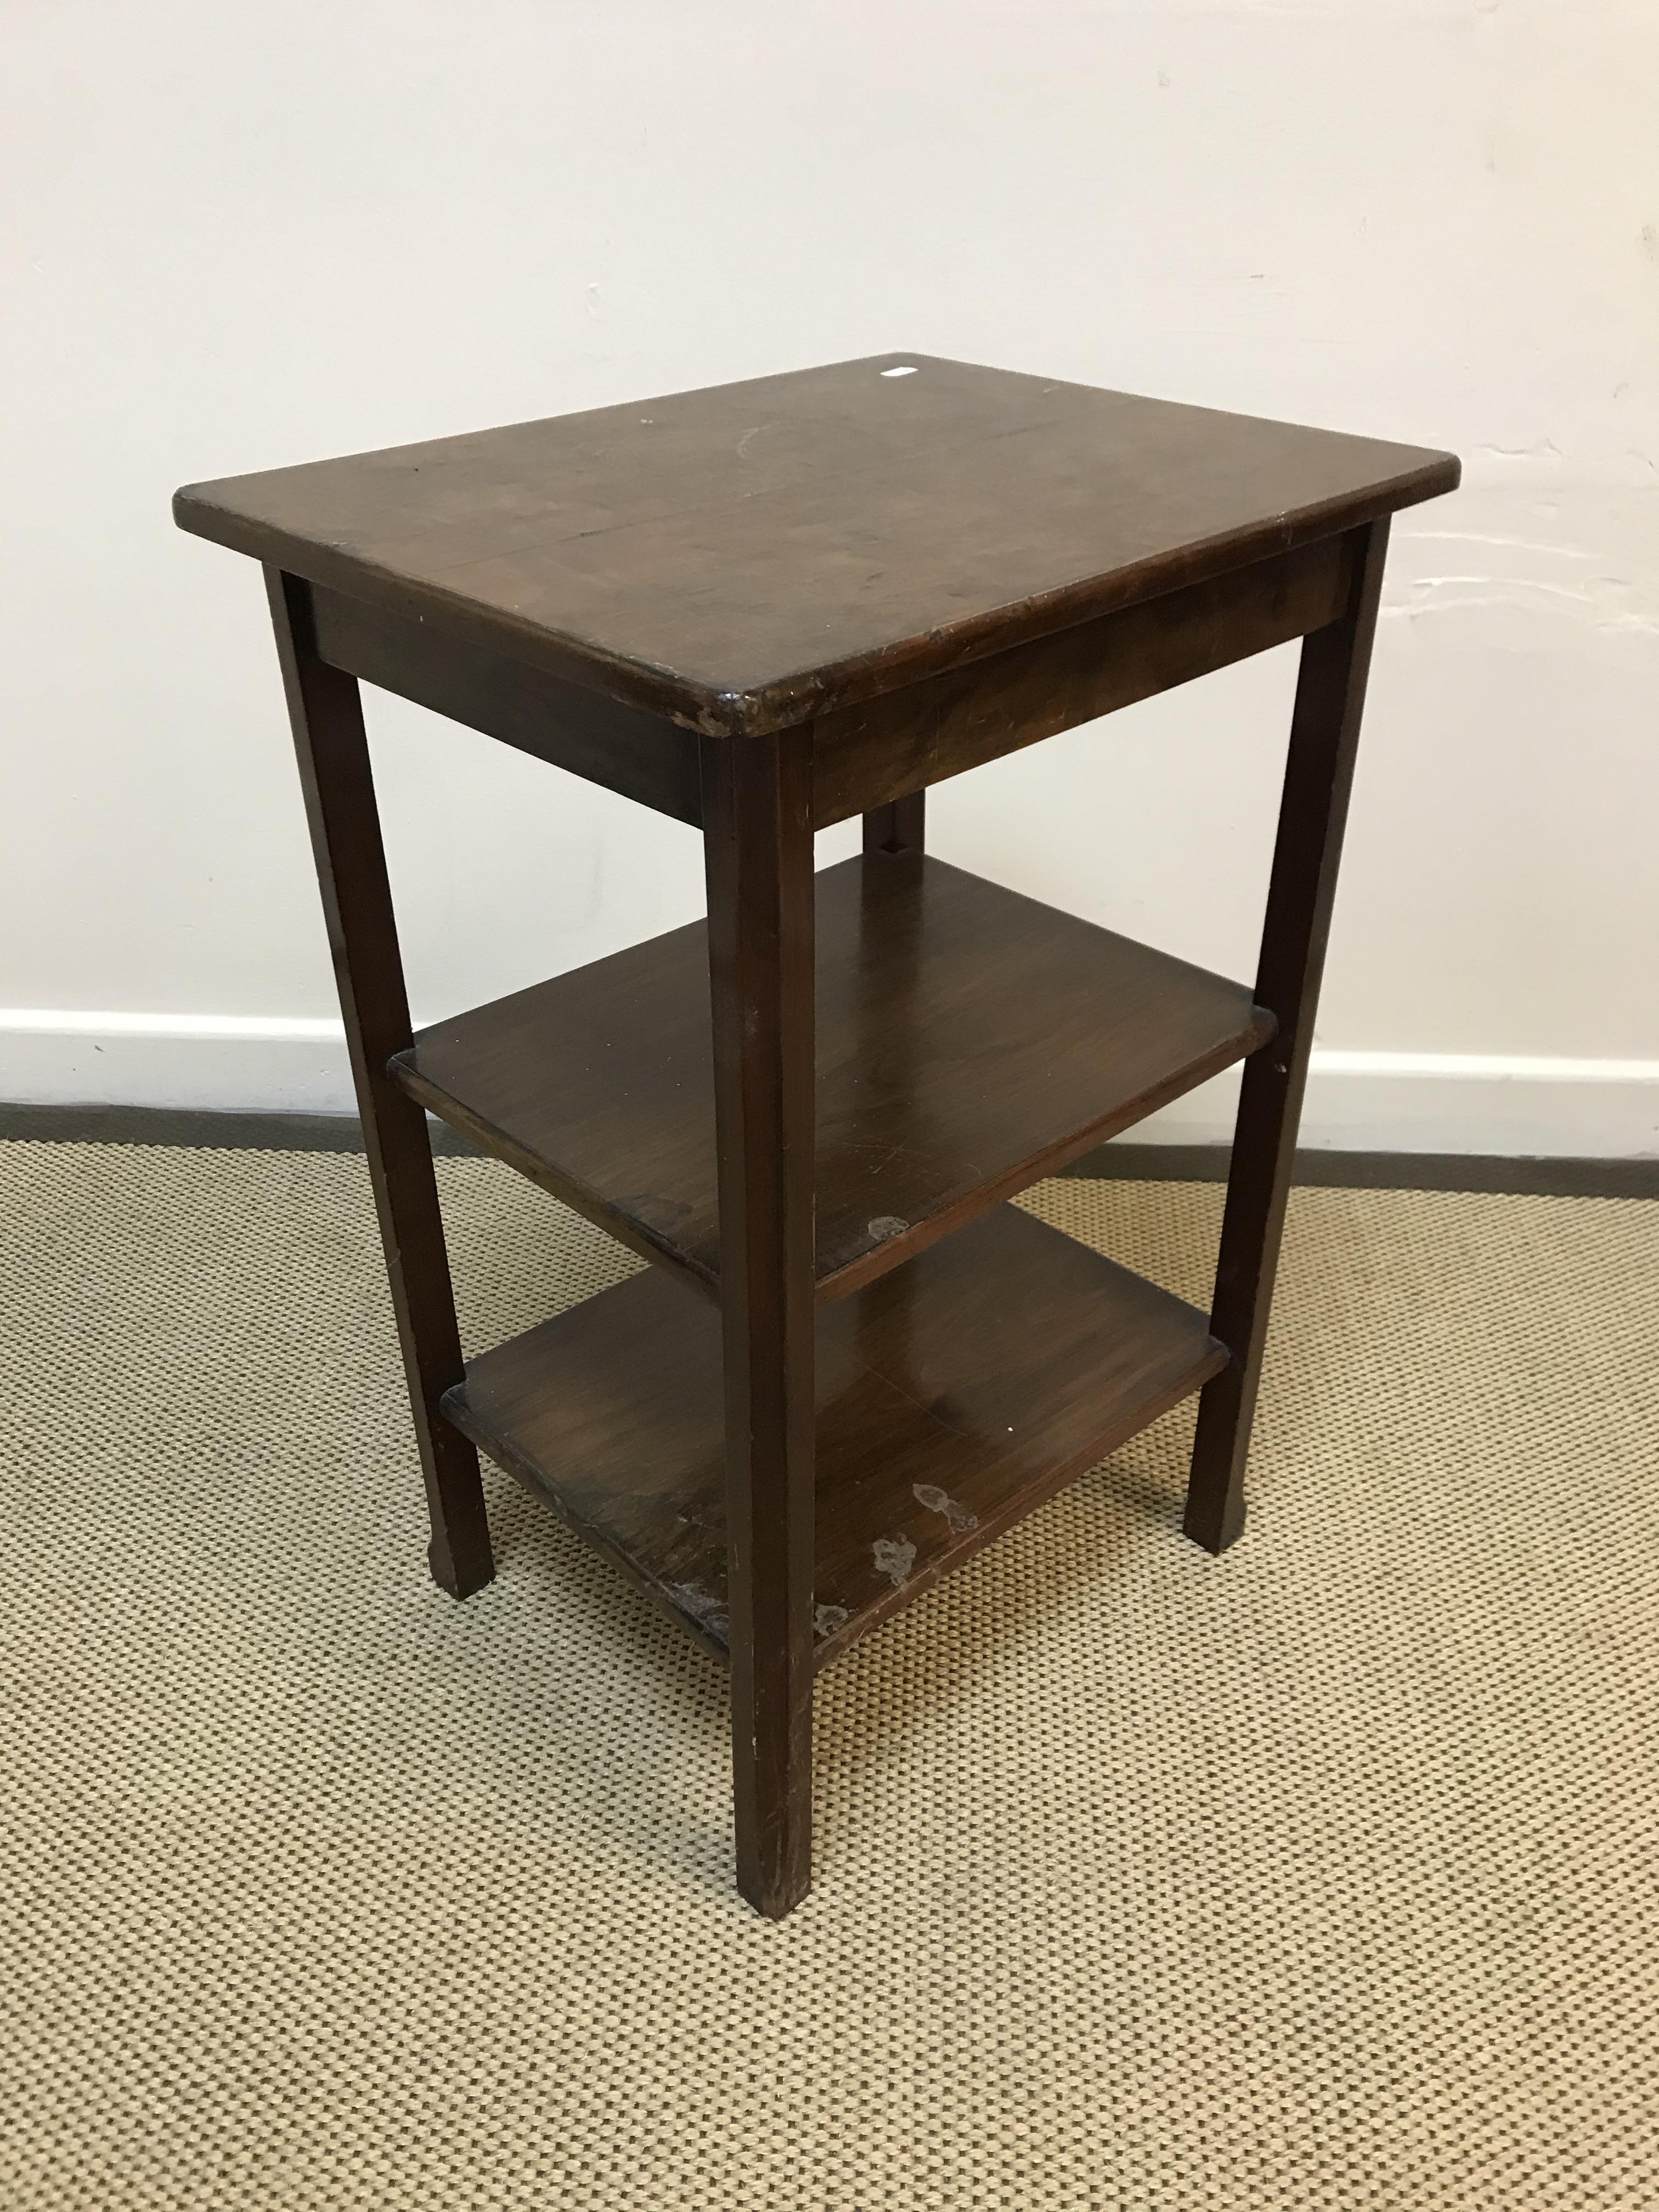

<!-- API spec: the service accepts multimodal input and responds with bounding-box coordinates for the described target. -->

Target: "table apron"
[306,531,1355,838]
[809,533,1357,828]
[309,582,706,827]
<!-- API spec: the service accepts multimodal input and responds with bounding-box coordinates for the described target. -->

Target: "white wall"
[5,0,1656,1153]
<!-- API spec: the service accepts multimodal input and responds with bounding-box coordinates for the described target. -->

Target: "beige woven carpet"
[3,1139,1657,2209]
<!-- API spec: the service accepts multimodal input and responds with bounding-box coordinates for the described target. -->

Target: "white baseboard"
[1132,1053,1659,1159]
[0,1011,352,1117]
[2,1010,1656,1159]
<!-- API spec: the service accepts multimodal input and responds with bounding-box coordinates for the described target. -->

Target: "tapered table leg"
[1184,518,1391,1553]
[265,568,493,1598]
[702,729,817,1917]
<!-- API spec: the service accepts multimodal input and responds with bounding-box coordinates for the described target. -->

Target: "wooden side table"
[176,355,1458,1916]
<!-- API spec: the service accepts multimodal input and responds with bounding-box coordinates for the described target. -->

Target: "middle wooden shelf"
[392,848,1272,1304]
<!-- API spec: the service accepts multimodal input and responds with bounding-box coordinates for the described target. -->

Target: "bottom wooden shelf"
[445,1205,1226,1668]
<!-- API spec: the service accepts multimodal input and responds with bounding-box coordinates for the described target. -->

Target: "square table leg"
[1184,517,1391,1552]
[702,730,817,1917]
[862,791,926,857]
[265,568,494,1599]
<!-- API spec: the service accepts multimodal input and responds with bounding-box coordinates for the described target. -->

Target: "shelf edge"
[808,1331,1228,1669]
[441,1378,734,1666]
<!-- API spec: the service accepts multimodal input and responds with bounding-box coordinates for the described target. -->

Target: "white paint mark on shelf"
[913,1483,978,1533]
[872,1537,916,1588]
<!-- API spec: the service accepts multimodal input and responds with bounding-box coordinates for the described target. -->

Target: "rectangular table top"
[175,353,1457,738]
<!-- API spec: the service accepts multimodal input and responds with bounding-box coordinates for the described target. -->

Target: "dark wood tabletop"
[175,353,1457,737]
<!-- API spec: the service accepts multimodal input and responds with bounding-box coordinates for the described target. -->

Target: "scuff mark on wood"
[667,1582,729,1642]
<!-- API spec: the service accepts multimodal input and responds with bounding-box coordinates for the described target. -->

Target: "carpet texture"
[2,1139,1655,2209]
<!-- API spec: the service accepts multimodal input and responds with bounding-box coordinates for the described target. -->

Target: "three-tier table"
[175,354,1458,1915]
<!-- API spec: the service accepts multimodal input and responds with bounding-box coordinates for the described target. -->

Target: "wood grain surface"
[392,851,1274,1302]
[445,1203,1226,1669]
